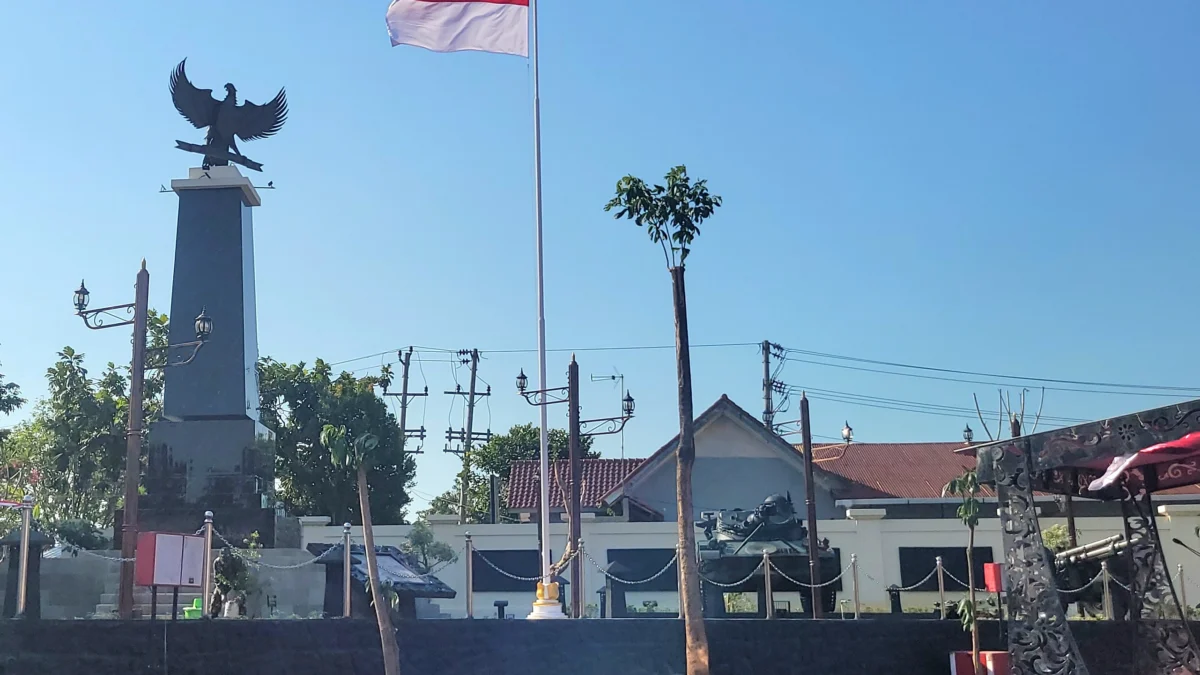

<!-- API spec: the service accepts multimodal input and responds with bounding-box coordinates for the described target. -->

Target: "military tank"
[1050,534,1134,619]
[695,493,839,617]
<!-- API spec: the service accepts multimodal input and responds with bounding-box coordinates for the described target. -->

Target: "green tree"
[606,164,721,675]
[1042,523,1072,553]
[0,365,23,416]
[401,518,457,573]
[944,468,983,675]
[0,310,169,535]
[321,424,400,675]
[258,357,415,525]
[423,423,595,521]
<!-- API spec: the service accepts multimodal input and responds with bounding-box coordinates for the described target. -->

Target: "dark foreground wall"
[0,618,1165,675]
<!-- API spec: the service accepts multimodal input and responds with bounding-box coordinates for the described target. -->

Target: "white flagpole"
[528,0,561,619]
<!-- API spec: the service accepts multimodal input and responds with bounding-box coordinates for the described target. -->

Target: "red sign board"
[134,532,206,588]
[983,562,1005,594]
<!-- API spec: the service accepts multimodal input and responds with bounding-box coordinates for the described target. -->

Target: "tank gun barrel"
[1054,534,1133,566]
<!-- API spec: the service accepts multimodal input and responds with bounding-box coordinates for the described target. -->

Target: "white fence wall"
[301,504,1200,618]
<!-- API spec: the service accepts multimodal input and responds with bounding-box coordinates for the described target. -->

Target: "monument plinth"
[135,165,276,548]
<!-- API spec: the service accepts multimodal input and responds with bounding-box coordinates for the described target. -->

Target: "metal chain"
[582,548,678,585]
[212,530,338,570]
[943,569,988,593]
[1056,570,1104,595]
[891,567,939,592]
[1111,577,1132,592]
[699,558,765,588]
[768,558,852,589]
[474,551,544,582]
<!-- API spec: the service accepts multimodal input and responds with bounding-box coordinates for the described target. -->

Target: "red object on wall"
[983,562,1005,593]
[134,532,206,588]
[951,651,1011,675]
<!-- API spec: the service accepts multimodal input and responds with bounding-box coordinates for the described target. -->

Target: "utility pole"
[381,347,428,454]
[445,349,490,525]
[568,357,582,618]
[762,340,774,428]
[761,341,787,431]
[800,392,823,618]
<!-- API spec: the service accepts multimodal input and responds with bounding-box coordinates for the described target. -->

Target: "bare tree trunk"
[968,526,980,675]
[671,266,710,675]
[359,465,401,675]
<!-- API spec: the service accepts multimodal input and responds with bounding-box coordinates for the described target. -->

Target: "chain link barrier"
[767,558,853,589]
[582,548,678,585]
[942,569,989,593]
[474,551,545,582]
[698,558,766,588]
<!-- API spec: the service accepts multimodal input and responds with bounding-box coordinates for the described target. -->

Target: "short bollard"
[1101,561,1113,620]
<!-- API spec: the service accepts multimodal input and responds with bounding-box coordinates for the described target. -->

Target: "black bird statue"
[169,59,287,172]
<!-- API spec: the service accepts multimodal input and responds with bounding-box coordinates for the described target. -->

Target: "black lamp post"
[963,424,974,445]
[841,421,854,444]
[73,261,211,619]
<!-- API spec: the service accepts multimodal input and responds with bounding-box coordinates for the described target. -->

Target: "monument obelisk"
[134,60,288,547]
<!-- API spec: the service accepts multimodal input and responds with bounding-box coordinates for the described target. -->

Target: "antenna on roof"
[591,368,627,459]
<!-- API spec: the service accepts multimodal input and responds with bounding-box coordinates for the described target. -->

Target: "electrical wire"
[784,348,1200,394]
[784,385,1089,425]
[783,355,1197,398]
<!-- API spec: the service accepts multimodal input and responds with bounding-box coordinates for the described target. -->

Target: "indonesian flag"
[386,0,529,57]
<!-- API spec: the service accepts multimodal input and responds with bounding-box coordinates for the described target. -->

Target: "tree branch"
[973,393,996,442]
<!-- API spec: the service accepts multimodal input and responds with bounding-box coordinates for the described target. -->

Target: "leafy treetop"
[604,164,723,268]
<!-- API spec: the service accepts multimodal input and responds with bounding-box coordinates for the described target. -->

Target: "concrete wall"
[621,415,841,521]
[0,618,1166,675]
[302,502,1200,618]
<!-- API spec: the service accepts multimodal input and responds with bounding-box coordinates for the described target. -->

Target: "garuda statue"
[170,59,288,172]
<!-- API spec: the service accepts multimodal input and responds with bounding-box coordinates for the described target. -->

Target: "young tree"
[321,423,400,675]
[606,165,721,675]
[401,519,457,573]
[944,468,983,675]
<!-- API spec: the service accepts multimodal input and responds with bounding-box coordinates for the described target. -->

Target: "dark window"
[898,546,993,592]
[606,548,678,592]
[472,549,554,592]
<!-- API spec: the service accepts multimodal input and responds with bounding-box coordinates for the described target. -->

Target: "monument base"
[135,416,275,549]
[526,581,568,620]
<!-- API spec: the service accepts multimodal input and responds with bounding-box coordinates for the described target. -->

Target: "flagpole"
[527,0,563,620]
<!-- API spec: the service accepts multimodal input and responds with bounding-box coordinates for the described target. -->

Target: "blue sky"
[1,1,1198,514]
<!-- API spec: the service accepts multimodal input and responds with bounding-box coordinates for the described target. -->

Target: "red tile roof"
[808,442,990,499]
[506,458,646,511]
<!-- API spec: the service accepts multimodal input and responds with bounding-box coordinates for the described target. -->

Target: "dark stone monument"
[121,60,290,550]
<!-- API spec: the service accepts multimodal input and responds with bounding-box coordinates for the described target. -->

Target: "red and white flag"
[387,0,529,57]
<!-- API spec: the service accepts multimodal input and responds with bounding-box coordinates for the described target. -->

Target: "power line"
[786,385,1090,425]
[783,355,1197,398]
[784,347,1200,394]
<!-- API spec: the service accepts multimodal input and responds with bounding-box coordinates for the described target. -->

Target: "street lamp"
[842,421,854,443]
[516,368,529,393]
[73,260,212,619]
[622,391,635,418]
[963,424,974,445]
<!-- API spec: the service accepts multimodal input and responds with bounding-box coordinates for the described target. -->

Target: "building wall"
[621,415,840,521]
[301,502,1200,618]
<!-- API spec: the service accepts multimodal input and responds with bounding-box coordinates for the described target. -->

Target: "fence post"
[851,554,861,620]
[578,538,586,618]
[465,531,474,619]
[1179,563,1188,616]
[201,510,214,616]
[677,543,684,616]
[342,522,352,618]
[762,549,774,619]
[1101,561,1113,620]
[936,556,946,620]
[16,494,33,616]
